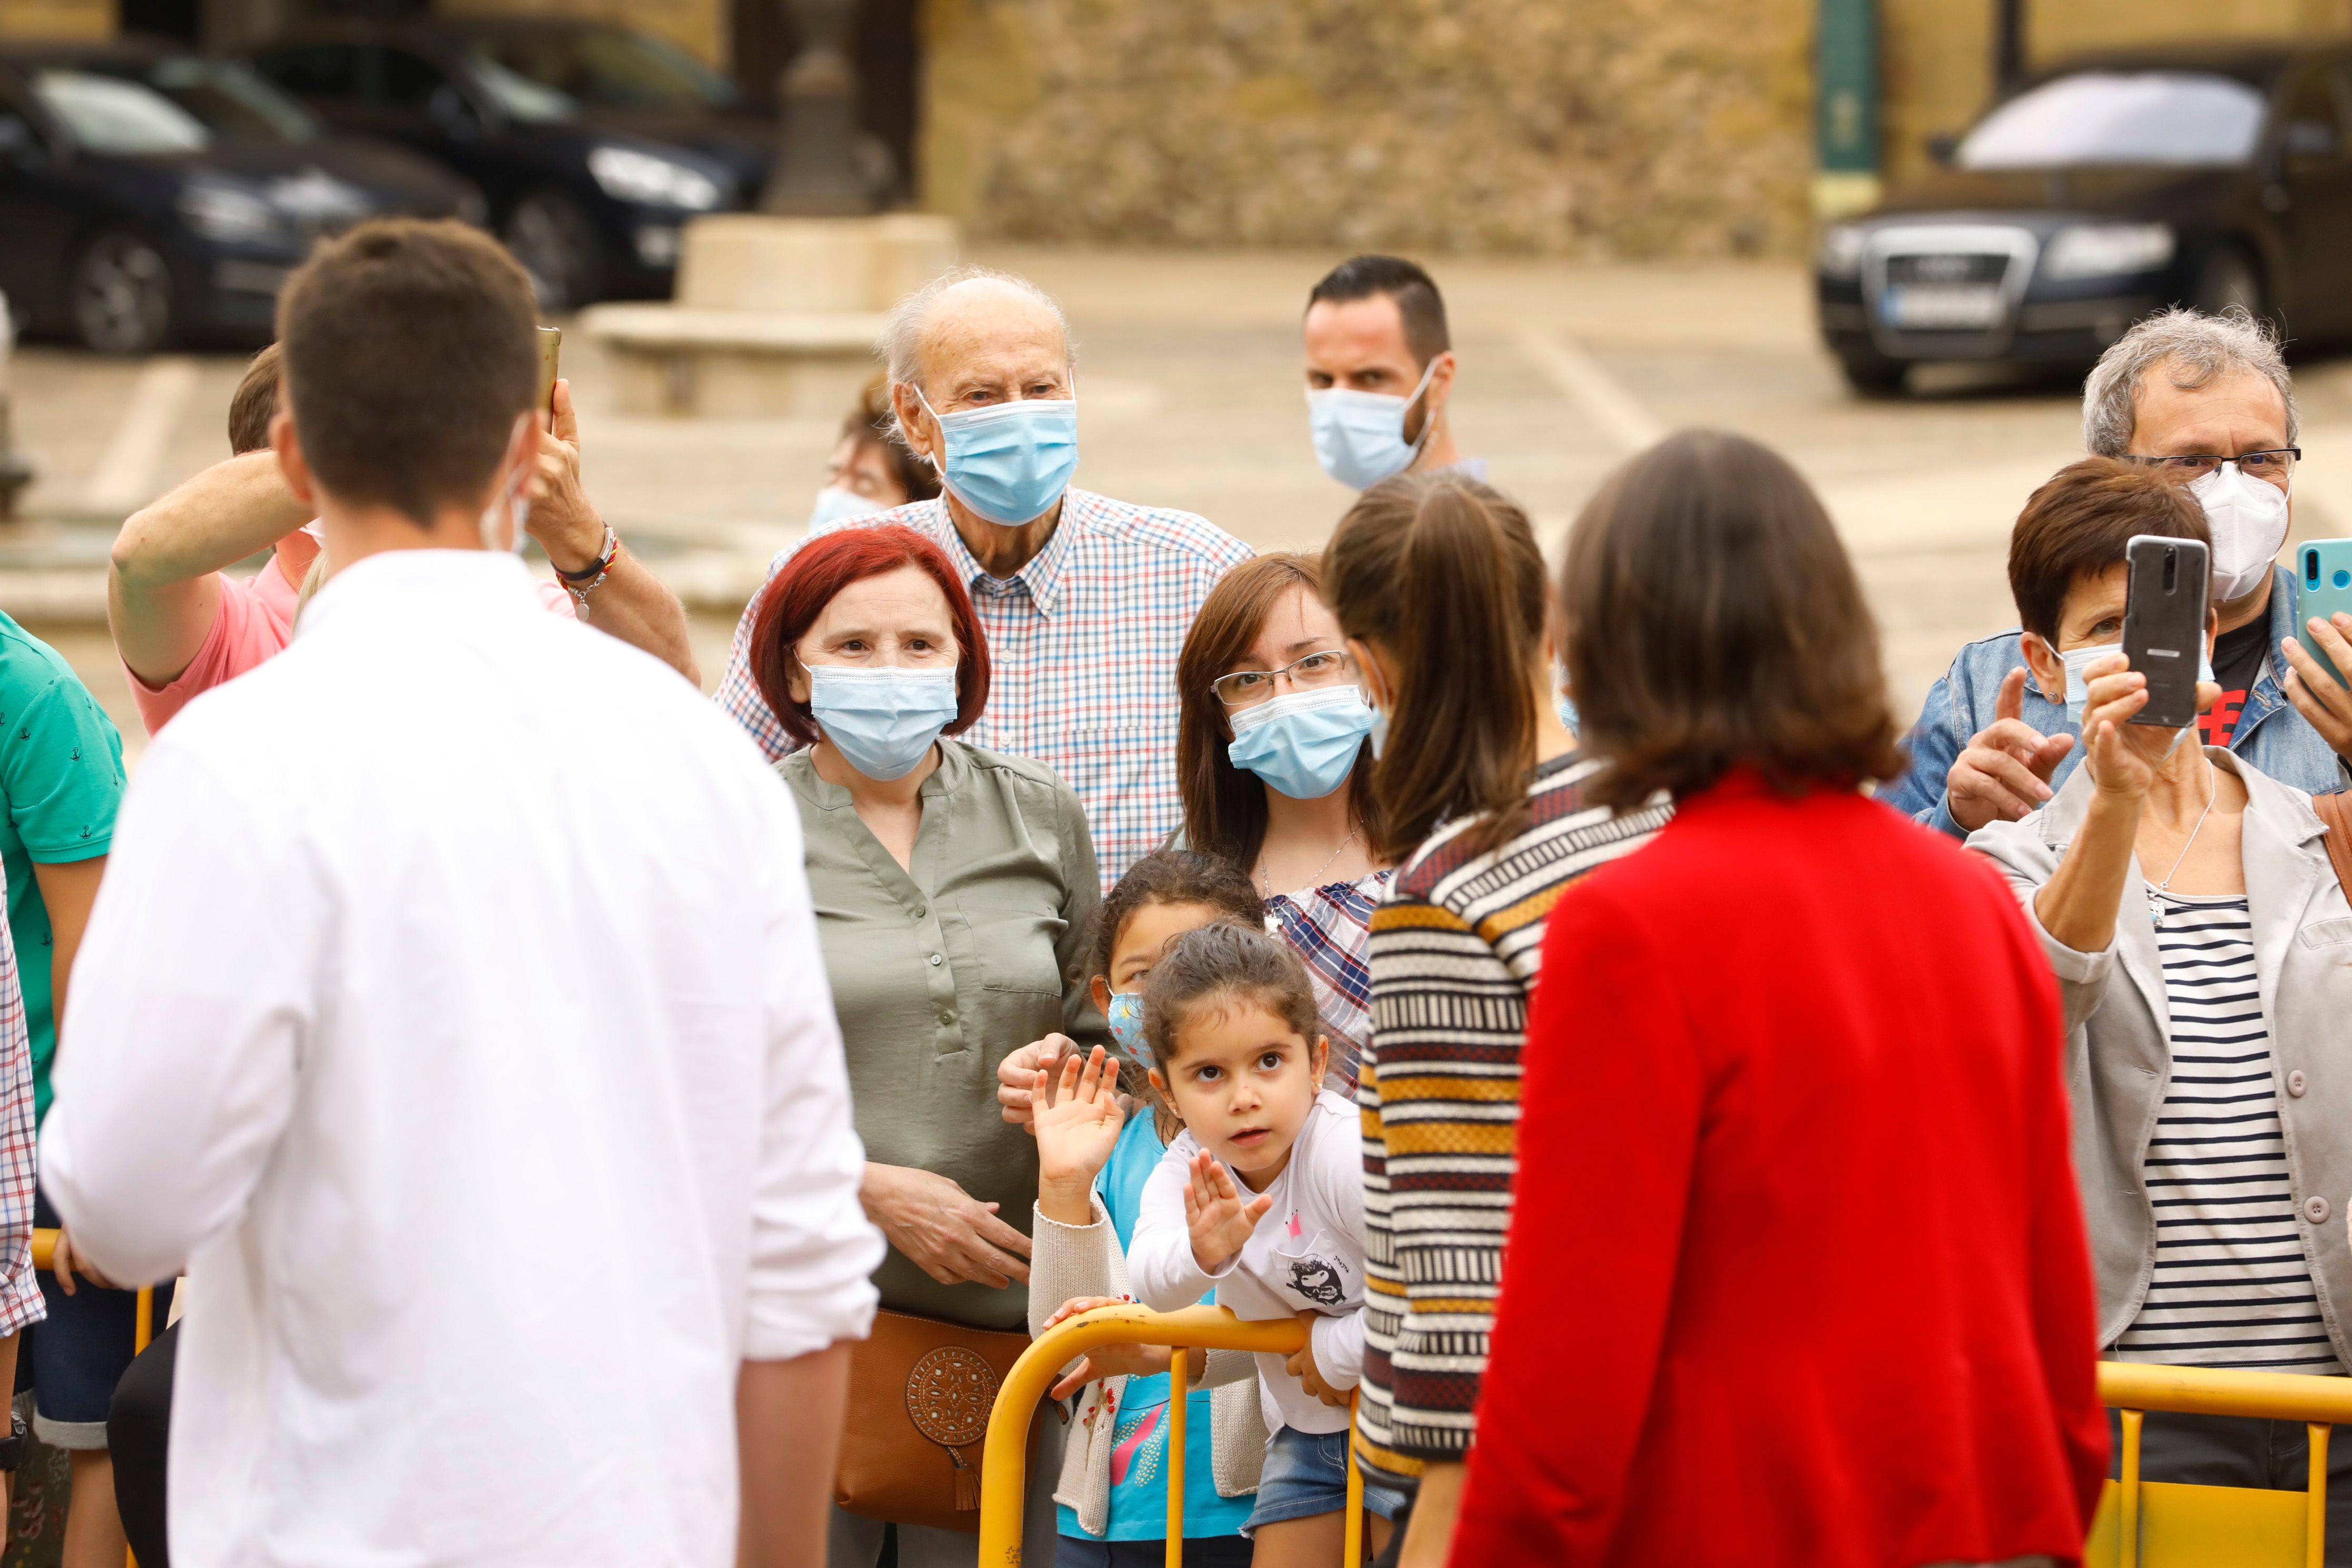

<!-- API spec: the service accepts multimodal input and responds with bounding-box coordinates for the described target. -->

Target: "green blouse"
[780,738,1104,1330]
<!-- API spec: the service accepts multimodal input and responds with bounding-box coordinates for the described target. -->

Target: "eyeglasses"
[2124,448,2300,486]
[1210,650,1358,708]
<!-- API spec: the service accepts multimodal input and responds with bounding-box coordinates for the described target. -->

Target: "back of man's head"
[1307,256,1450,366]
[228,342,281,456]
[276,219,537,526]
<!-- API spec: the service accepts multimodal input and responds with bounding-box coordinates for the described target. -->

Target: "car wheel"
[70,228,174,355]
[1836,347,1908,397]
[2191,245,2266,320]
[503,190,604,313]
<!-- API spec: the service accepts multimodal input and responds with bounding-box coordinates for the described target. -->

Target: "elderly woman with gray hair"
[1885,305,2352,838]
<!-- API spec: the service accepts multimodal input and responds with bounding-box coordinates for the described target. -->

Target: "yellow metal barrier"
[978,1302,1369,1566]
[2091,1360,2352,1568]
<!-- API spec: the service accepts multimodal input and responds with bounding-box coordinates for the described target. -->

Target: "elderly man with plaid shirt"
[715,267,1253,889]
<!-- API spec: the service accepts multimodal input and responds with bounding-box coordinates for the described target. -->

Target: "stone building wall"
[921,0,1818,260]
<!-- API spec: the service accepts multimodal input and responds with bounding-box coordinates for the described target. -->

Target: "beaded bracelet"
[554,522,619,620]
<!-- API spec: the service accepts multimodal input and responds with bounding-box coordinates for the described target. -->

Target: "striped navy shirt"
[2113,892,2342,1372]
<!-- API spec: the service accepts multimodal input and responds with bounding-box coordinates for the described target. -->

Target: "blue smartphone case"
[2296,541,2352,689]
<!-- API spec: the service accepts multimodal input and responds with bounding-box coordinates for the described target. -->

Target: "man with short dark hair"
[1302,256,1477,488]
[107,325,698,738]
[44,219,881,1568]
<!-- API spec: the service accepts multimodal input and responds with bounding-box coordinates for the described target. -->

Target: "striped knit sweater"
[1354,751,1672,1478]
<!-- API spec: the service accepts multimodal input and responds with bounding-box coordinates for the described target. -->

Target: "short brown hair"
[1561,429,1905,810]
[844,375,939,504]
[1307,256,1449,367]
[1324,473,1547,862]
[276,219,537,527]
[1175,554,1383,870]
[1142,923,1319,1071]
[2008,457,2211,642]
[228,342,281,455]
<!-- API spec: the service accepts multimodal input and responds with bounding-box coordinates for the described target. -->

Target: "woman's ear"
[786,648,811,707]
[2019,631,2065,702]
[1089,974,1111,1015]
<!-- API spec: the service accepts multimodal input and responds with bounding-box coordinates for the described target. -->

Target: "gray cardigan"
[1968,749,2352,1355]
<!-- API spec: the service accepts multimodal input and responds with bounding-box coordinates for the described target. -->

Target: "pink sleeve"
[125,570,296,736]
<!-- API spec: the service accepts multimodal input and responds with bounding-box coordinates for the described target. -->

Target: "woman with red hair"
[750,523,1104,1565]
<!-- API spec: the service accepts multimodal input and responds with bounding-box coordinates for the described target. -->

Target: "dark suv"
[246,19,764,310]
[1816,44,2352,393]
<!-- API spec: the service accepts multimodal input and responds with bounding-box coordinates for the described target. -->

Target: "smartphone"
[2123,534,2211,730]
[2296,539,2352,689]
[535,325,562,429]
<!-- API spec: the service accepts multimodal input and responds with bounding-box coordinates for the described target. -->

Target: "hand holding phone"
[2123,534,2210,731]
[535,326,562,431]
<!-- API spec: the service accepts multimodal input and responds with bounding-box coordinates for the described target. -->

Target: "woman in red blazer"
[1447,431,2108,1568]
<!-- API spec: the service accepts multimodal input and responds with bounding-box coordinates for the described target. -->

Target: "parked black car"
[1816,44,2352,394]
[0,37,480,352]
[245,19,769,311]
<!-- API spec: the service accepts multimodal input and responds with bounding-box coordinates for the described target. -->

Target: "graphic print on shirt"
[2198,618,2270,749]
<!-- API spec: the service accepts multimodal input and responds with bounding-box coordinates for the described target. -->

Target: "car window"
[30,68,210,155]
[2281,66,2347,164]
[250,42,362,102]
[1958,71,2268,169]
[461,26,736,111]
[142,57,316,144]
[377,47,450,107]
[465,54,575,122]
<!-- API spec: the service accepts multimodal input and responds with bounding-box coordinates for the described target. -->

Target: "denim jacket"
[1884,565,2351,837]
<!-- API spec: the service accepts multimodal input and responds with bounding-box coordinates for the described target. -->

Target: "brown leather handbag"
[833,1309,1039,1534]
[2316,789,2352,895]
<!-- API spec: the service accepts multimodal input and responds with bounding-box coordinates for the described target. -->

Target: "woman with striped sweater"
[1321,473,1672,1565]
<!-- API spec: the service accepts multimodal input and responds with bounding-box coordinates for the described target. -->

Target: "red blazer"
[1449,777,2106,1568]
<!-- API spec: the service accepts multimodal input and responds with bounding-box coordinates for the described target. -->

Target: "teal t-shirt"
[1057,1114,1256,1543]
[0,614,124,1123]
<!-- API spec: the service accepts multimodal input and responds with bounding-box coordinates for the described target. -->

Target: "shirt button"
[928,953,943,967]
[2308,1195,2333,1225]
[915,906,927,918]
[2290,1070,2309,1097]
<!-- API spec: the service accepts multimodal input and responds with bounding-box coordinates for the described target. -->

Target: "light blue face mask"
[1227,686,1376,801]
[1106,991,1148,1065]
[1306,358,1438,491]
[1367,702,1390,761]
[915,390,1080,527]
[808,485,884,531]
[808,665,959,781]
[1553,659,1580,733]
[2057,640,2214,727]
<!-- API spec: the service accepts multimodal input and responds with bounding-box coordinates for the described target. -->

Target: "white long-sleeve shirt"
[1130,1089,1366,1436]
[42,549,883,1568]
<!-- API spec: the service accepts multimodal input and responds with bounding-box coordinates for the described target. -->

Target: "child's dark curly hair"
[1142,923,1320,1071]
[1087,850,1265,983]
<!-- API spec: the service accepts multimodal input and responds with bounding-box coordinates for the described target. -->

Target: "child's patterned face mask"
[1106,991,1148,1065]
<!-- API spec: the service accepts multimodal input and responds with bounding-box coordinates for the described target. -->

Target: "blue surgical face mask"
[1553,659,1579,734]
[808,665,959,781]
[915,390,1079,527]
[1106,991,1148,1065]
[1227,686,1376,801]
[2057,640,2214,726]
[808,484,884,531]
[1306,358,1439,491]
[1367,702,1390,761]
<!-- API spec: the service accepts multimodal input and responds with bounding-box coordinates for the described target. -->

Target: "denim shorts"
[1243,1424,1409,1533]
[26,1189,174,1448]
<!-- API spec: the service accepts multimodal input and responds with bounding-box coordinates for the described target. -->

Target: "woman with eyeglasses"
[1170,553,1389,1091]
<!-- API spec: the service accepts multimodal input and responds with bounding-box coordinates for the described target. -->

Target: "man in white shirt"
[39,218,882,1568]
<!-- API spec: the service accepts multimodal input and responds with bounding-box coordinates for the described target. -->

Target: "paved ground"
[11,245,2352,762]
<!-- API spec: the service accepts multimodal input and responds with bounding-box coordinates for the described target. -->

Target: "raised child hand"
[1035,1045,1128,1199]
[1183,1150,1270,1276]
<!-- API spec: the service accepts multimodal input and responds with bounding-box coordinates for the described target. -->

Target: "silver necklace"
[2147,759,2217,928]
[1261,828,1360,901]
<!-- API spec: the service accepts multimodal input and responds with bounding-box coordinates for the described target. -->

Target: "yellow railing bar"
[981,1304,1323,1566]
[2099,1360,2352,1568]
[1165,1348,1185,1568]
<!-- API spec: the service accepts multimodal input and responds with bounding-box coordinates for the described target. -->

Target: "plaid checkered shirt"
[715,489,1254,888]
[0,867,42,1334]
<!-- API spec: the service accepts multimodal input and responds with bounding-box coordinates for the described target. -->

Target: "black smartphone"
[2122,534,2210,730]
